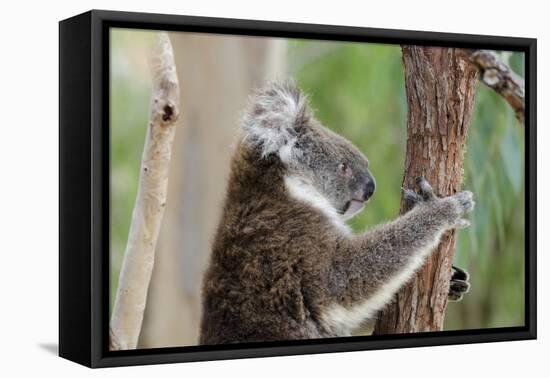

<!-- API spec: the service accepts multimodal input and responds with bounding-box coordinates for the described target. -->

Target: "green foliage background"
[111,30,525,331]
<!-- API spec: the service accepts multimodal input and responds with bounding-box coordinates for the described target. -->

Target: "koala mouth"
[342,199,365,220]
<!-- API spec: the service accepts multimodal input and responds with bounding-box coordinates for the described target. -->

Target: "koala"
[199,81,474,344]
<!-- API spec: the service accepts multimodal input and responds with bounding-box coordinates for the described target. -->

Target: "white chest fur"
[284,176,351,235]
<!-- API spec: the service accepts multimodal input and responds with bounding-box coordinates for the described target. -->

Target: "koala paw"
[452,190,475,214]
[404,177,475,229]
[448,265,470,301]
[402,176,436,207]
[448,190,475,228]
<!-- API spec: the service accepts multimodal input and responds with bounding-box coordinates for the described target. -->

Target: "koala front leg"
[407,186,472,302]
[323,178,474,336]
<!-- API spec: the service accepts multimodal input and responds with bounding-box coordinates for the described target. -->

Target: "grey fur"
[199,81,475,344]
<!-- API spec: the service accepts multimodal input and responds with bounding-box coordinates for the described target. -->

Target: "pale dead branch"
[109,32,180,350]
[457,49,525,123]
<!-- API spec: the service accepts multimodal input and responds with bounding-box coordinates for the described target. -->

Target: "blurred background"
[110,28,525,348]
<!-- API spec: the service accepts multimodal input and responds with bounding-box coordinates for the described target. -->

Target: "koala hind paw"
[448,265,470,301]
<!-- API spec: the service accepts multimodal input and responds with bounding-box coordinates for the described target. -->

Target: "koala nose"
[364,179,376,201]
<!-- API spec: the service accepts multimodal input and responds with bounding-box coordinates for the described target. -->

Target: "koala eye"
[338,162,352,177]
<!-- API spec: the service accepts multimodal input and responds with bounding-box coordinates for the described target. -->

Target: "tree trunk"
[374,46,479,334]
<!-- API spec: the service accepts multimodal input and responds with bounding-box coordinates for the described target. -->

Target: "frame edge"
[73,9,537,368]
[59,11,93,368]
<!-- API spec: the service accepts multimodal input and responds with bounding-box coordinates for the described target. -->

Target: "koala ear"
[242,81,309,162]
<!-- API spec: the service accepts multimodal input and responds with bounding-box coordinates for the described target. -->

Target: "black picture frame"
[59,9,537,368]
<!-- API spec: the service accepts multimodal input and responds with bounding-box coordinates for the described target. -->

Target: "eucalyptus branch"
[457,49,525,124]
[109,32,180,350]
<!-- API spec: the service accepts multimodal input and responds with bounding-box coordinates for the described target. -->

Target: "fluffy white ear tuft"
[241,81,308,162]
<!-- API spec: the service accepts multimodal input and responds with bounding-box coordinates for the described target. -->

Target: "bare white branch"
[109,32,180,350]
[457,49,525,124]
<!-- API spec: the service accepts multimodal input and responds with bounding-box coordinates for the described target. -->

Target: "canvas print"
[108,28,525,350]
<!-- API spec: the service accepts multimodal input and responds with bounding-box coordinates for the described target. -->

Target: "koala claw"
[448,265,470,301]
[402,177,436,208]
[402,188,423,205]
[415,176,435,200]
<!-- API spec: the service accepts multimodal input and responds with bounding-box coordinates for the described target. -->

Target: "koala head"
[242,81,375,220]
